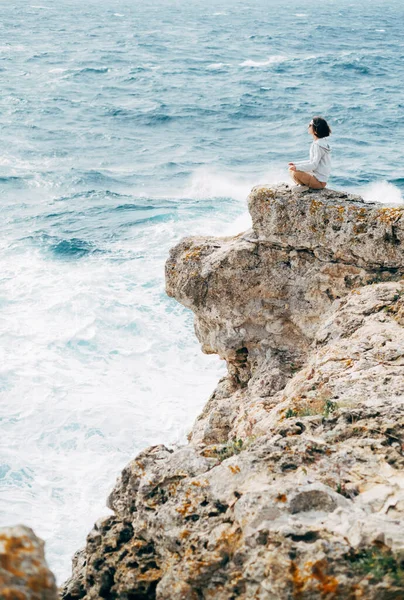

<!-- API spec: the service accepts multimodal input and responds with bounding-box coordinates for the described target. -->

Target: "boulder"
[0,525,57,600]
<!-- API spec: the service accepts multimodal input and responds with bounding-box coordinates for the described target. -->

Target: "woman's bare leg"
[290,170,306,185]
[290,170,326,189]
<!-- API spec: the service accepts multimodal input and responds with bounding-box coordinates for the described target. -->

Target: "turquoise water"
[1,0,404,582]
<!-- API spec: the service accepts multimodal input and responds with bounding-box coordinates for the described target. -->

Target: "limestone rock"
[0,525,57,600]
[248,185,404,268]
[62,185,404,599]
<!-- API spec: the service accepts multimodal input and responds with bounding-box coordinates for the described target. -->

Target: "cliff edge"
[62,184,404,600]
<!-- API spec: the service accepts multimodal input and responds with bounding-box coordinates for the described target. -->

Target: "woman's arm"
[293,144,321,172]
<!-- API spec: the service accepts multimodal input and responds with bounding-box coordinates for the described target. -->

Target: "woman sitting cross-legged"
[288,116,331,189]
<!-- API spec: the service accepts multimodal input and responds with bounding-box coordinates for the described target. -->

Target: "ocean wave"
[127,65,159,74]
[113,203,170,212]
[104,103,175,125]
[104,107,135,119]
[181,167,285,202]
[53,190,131,203]
[27,52,58,61]
[183,169,252,201]
[391,177,404,188]
[222,211,252,235]
[334,61,371,75]
[71,67,110,77]
[120,212,173,228]
[49,238,96,259]
[359,181,403,205]
[240,55,287,67]
[144,112,174,125]
[0,45,25,52]
[70,171,128,187]
[206,63,227,70]
[0,175,26,185]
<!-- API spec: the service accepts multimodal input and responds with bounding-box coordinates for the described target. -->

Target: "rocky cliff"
[61,184,404,600]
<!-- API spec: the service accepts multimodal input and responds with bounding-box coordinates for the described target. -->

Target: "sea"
[1,0,404,583]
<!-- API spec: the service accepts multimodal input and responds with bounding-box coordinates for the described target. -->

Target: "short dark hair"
[311,116,331,138]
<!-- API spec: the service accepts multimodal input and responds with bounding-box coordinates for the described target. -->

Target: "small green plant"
[392,289,404,302]
[323,398,338,417]
[285,406,318,418]
[284,386,338,420]
[347,546,404,584]
[300,408,317,417]
[212,439,244,461]
[335,482,358,499]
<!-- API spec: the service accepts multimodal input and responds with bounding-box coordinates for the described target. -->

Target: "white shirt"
[294,137,332,183]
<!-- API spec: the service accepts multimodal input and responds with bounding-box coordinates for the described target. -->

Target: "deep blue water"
[1,0,403,582]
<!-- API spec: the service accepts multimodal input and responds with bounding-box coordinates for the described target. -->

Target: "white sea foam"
[182,168,284,204]
[223,211,252,235]
[240,55,287,67]
[0,212,228,583]
[178,168,286,242]
[0,152,62,172]
[0,45,26,52]
[183,169,252,202]
[360,181,403,205]
[206,63,226,70]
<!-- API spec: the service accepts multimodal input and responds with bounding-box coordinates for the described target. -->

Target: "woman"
[288,116,331,189]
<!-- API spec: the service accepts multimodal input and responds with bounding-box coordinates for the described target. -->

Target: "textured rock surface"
[62,185,404,599]
[0,525,57,600]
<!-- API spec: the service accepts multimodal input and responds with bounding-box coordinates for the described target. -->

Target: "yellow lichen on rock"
[0,527,57,600]
[375,207,403,224]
